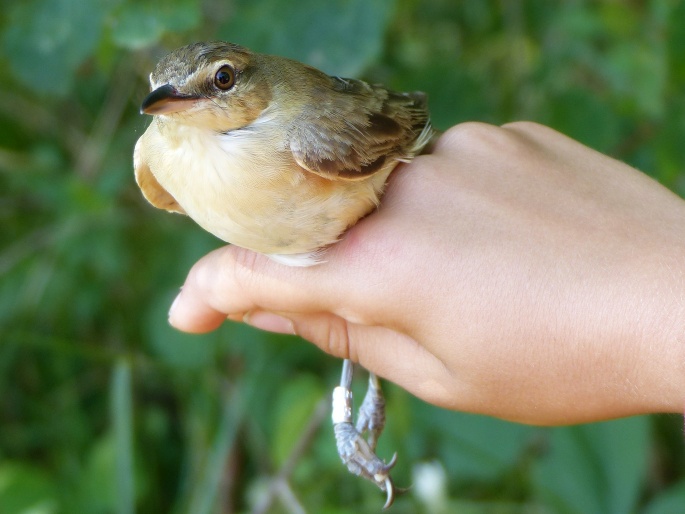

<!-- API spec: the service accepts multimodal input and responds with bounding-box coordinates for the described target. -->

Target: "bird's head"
[140,41,273,132]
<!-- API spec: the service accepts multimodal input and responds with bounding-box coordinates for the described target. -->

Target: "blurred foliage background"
[1,0,684,513]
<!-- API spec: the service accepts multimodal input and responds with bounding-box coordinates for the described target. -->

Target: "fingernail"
[243,311,295,335]
[168,287,183,321]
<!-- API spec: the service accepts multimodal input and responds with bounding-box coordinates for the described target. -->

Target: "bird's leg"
[332,359,399,509]
[356,372,386,452]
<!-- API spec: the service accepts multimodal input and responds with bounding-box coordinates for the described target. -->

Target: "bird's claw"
[332,360,405,509]
[333,421,400,509]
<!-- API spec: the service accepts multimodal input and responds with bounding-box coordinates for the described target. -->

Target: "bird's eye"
[214,65,235,90]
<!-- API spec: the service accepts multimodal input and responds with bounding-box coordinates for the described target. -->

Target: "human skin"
[167,121,685,425]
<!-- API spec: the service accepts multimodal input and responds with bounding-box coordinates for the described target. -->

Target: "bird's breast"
[142,119,388,256]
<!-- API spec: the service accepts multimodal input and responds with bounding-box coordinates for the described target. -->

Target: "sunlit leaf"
[271,374,325,467]
[0,463,58,514]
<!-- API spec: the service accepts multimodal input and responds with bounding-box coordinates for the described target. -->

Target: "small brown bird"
[134,41,434,507]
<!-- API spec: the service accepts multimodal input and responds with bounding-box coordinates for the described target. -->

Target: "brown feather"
[133,138,186,214]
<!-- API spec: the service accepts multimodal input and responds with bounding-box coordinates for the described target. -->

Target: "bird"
[134,41,435,508]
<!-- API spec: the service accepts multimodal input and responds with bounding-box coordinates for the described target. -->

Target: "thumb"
[167,243,364,333]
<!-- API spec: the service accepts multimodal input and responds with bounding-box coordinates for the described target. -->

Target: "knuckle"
[187,251,219,294]
[230,245,263,291]
[322,316,355,361]
[226,246,276,311]
[501,120,545,133]
[438,121,499,151]
[438,121,531,157]
[185,246,266,314]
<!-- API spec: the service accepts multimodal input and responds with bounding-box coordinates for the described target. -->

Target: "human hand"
[168,122,685,425]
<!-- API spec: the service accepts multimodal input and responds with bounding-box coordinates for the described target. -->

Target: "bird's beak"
[140,84,200,115]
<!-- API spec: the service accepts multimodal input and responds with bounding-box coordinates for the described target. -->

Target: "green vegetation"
[1,0,684,512]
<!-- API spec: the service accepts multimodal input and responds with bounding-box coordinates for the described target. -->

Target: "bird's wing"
[288,77,430,181]
[133,138,186,214]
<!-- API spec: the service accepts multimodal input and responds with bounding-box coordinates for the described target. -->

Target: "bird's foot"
[332,360,405,509]
[355,372,386,451]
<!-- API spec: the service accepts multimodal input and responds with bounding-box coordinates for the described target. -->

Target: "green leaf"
[184,367,259,514]
[604,40,666,118]
[271,374,325,467]
[218,0,395,76]
[71,430,148,514]
[111,360,135,514]
[144,291,217,369]
[0,463,58,514]
[75,435,118,514]
[110,0,201,50]
[158,0,202,33]
[642,480,685,514]
[410,399,535,482]
[667,1,685,87]
[2,0,107,95]
[544,89,622,153]
[532,417,650,514]
[110,3,165,50]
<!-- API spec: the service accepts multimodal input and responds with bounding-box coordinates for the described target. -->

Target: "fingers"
[274,310,459,408]
[167,240,392,334]
[168,245,324,332]
[167,241,459,407]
